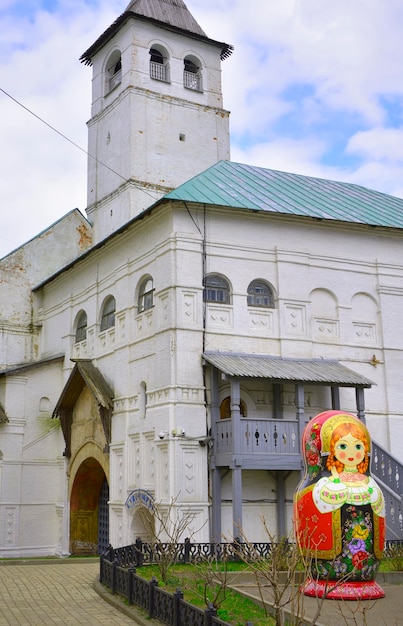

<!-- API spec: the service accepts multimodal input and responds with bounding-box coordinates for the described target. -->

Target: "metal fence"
[104,537,277,568]
[103,537,403,568]
[99,539,403,626]
[99,555,235,626]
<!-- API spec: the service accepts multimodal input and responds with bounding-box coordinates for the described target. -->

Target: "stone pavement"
[229,571,403,626]
[0,558,402,626]
[0,559,143,625]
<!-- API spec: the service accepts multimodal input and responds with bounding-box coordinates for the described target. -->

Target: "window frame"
[100,296,116,331]
[105,50,122,94]
[138,277,154,313]
[75,311,88,343]
[149,46,170,83]
[247,280,274,308]
[183,55,202,91]
[203,274,231,304]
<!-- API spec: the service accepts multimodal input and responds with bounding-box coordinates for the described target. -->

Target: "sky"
[1,0,403,258]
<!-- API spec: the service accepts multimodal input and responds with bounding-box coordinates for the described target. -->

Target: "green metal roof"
[164,160,403,229]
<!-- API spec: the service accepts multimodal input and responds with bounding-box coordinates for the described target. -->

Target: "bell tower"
[80,0,233,242]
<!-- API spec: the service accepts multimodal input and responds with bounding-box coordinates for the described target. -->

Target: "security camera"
[172,428,186,437]
[158,430,167,440]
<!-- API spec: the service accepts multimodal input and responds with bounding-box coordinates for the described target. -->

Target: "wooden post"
[211,466,222,543]
[273,383,283,419]
[210,367,222,543]
[232,466,243,540]
[276,471,286,538]
[231,379,243,538]
[356,387,366,423]
[295,383,305,479]
[331,386,340,410]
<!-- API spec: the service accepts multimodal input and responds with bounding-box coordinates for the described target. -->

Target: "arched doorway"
[70,457,109,555]
[130,506,155,543]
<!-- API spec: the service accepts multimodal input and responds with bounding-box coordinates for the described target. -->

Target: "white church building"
[1,0,403,557]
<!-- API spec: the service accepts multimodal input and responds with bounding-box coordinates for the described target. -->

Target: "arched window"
[139,381,147,419]
[247,280,274,308]
[75,310,88,342]
[220,397,247,419]
[149,46,170,82]
[203,274,230,304]
[105,50,122,93]
[100,296,116,331]
[138,277,154,313]
[183,56,202,91]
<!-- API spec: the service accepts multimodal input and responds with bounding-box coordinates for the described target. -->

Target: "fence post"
[184,537,191,563]
[99,555,104,584]
[149,576,158,618]
[205,602,217,626]
[232,536,242,562]
[173,587,183,626]
[107,544,114,562]
[112,559,118,595]
[128,566,136,605]
[135,536,143,567]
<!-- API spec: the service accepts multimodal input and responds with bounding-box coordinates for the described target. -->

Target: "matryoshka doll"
[294,410,386,599]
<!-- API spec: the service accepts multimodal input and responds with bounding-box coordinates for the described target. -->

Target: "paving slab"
[1,559,402,625]
[0,560,139,625]
[230,573,403,626]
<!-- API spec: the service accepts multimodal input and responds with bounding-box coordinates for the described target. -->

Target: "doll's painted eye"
[338,443,347,450]
[355,443,363,451]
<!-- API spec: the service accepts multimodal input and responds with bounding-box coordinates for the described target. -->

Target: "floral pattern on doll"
[304,421,323,479]
[310,505,380,581]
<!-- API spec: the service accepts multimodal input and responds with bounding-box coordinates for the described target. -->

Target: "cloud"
[1,0,403,258]
[345,127,403,196]
[0,0,122,256]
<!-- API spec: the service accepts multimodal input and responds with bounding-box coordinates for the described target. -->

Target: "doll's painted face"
[334,433,365,470]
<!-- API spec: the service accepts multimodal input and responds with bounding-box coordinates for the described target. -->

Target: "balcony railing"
[150,61,169,82]
[108,70,122,92]
[216,418,300,455]
[183,70,202,91]
[214,418,301,469]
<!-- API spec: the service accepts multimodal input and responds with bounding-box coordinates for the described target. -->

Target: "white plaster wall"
[35,208,209,545]
[86,17,230,240]
[4,193,403,553]
[0,211,91,368]
[0,365,66,556]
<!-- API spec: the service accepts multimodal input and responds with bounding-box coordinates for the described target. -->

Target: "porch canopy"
[52,358,114,457]
[203,352,373,387]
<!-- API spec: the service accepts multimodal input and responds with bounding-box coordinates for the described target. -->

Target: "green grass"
[379,557,403,572]
[136,563,276,626]
[134,556,403,626]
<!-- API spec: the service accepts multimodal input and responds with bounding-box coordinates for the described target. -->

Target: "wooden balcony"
[213,417,303,470]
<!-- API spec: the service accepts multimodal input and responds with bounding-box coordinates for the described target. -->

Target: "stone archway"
[69,455,108,555]
[130,506,155,544]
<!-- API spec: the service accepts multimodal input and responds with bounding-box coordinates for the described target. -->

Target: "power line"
[0,87,156,200]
